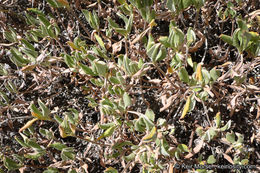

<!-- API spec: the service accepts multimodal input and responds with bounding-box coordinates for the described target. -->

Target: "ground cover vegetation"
[0,0,260,172]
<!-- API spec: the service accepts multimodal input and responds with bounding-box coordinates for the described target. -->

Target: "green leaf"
[220,34,233,45]
[3,30,17,42]
[241,159,249,165]
[155,45,167,62]
[0,63,8,76]
[134,118,146,132]
[21,47,38,60]
[50,142,67,151]
[168,27,184,49]
[210,67,220,81]
[179,67,189,83]
[122,55,132,75]
[38,15,51,27]
[54,114,63,124]
[126,14,133,33]
[204,127,218,141]
[30,103,43,118]
[117,0,127,5]
[107,17,120,28]
[187,56,193,67]
[92,10,100,30]
[142,126,157,143]
[10,47,30,66]
[3,157,22,170]
[112,141,133,150]
[25,151,45,160]
[202,68,211,84]
[236,133,244,143]
[124,152,135,161]
[177,144,189,153]
[37,99,51,119]
[147,43,160,62]
[114,28,128,37]
[207,155,216,164]
[46,0,59,8]
[166,0,177,12]
[0,90,9,104]
[67,41,80,50]
[64,54,76,68]
[61,147,75,161]
[104,167,118,173]
[94,33,106,51]
[123,92,131,108]
[237,19,248,31]
[187,27,196,46]
[97,125,117,140]
[159,36,171,47]
[147,34,155,50]
[109,76,120,84]
[47,25,56,38]
[27,8,45,16]
[232,29,242,52]
[99,122,115,130]
[226,131,235,144]
[39,128,54,140]
[93,60,108,77]
[68,169,77,173]
[196,126,204,137]
[182,0,193,9]
[145,109,155,122]
[160,139,170,157]
[26,139,43,150]
[43,168,59,173]
[215,112,221,128]
[157,118,167,127]
[15,136,29,147]
[79,63,96,76]
[220,120,232,131]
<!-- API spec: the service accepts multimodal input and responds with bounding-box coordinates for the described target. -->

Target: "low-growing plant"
[0,0,259,172]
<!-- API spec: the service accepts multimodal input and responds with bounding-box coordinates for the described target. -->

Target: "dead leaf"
[112,40,122,54]
[230,94,240,116]
[19,118,38,132]
[225,146,233,154]
[185,139,204,159]
[247,85,260,91]
[160,93,179,112]
[19,166,26,173]
[193,139,204,154]
[218,61,232,68]
[160,94,167,108]
[180,95,191,119]
[168,163,174,173]
[49,161,71,169]
[131,27,151,45]
[36,49,48,63]
[234,55,244,72]
[132,67,150,79]
[21,64,36,72]
[218,70,231,82]
[149,79,161,84]
[256,106,260,119]
[223,153,234,164]
[188,30,205,53]
[251,133,255,143]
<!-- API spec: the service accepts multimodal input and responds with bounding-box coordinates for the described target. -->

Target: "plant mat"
[0,0,260,172]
